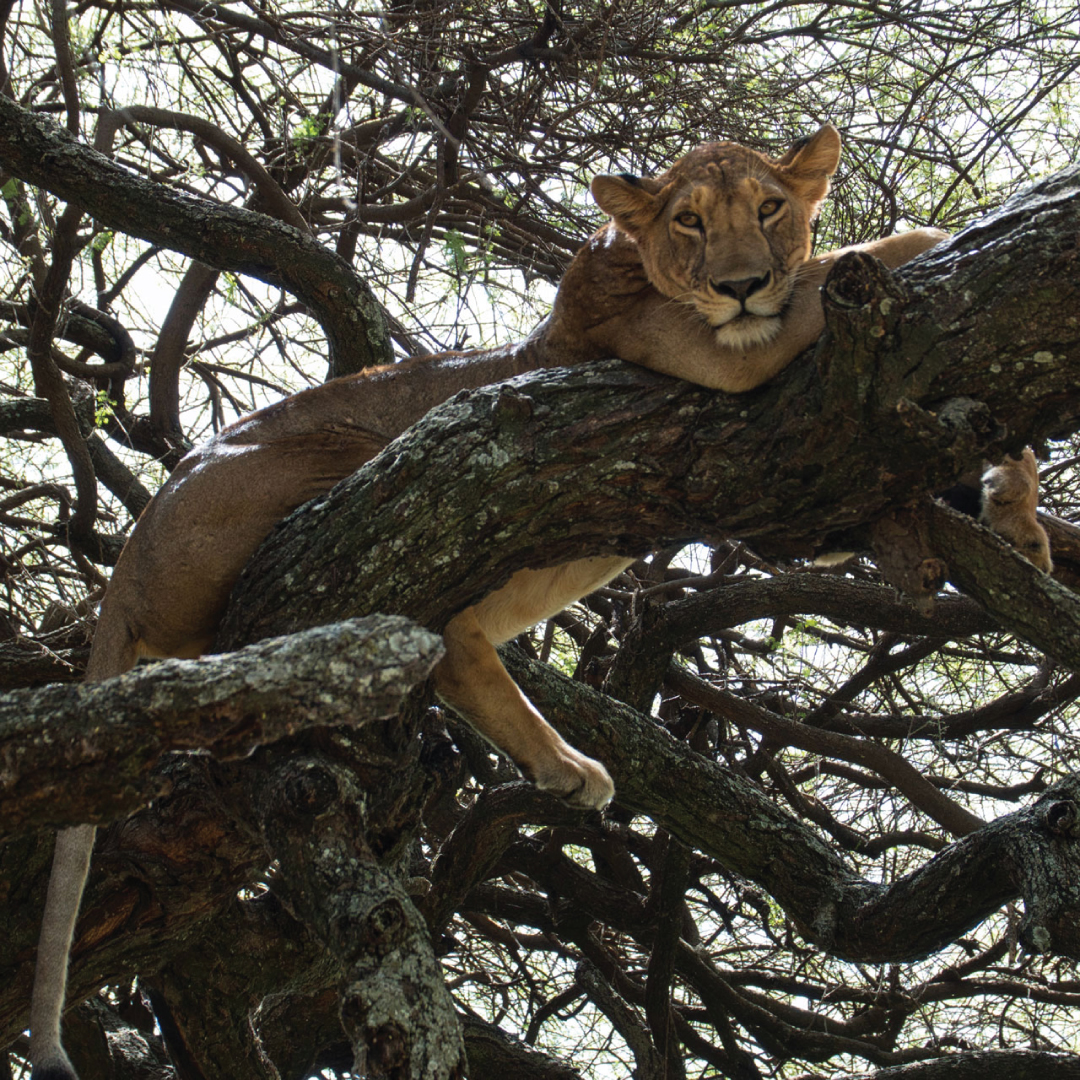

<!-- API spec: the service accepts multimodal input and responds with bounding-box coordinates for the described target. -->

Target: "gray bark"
[0,616,443,833]
[845,1050,1080,1078]
[502,649,1080,964]
[218,167,1080,655]
[3,103,1080,1078]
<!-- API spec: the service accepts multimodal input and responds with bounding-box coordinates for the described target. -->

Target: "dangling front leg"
[435,606,614,809]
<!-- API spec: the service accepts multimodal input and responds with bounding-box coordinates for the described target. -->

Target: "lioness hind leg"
[435,607,614,809]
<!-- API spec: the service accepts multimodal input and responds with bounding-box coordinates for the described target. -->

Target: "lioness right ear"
[777,124,842,209]
[591,173,667,237]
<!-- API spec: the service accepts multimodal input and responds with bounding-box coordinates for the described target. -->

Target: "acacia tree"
[2,2,1080,1078]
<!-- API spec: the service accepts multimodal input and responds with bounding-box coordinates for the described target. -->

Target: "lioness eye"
[759,199,783,218]
[675,211,702,229]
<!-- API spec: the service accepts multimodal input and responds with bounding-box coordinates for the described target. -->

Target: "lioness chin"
[29,124,947,1079]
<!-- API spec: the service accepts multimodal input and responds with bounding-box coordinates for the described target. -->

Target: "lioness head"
[591,125,841,350]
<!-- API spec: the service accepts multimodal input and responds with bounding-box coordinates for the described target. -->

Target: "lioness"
[31,125,946,1079]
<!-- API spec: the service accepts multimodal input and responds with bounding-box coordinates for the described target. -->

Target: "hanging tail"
[29,824,96,1080]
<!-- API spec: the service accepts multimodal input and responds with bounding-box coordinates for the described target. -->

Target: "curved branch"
[0,297,138,385]
[505,648,1080,965]
[26,203,98,541]
[668,666,985,837]
[147,260,219,445]
[94,106,311,235]
[849,1050,1080,1079]
[92,106,315,438]
[0,95,393,374]
[604,575,998,713]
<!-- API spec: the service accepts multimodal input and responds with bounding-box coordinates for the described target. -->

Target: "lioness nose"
[710,272,770,302]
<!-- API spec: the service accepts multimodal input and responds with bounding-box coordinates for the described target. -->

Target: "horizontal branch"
[604,573,999,713]
[217,164,1080,654]
[0,396,152,523]
[849,1050,1080,1079]
[647,573,996,640]
[667,665,985,837]
[0,616,442,832]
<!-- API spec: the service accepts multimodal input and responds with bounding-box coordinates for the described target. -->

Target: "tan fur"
[31,126,946,1078]
[980,448,1052,572]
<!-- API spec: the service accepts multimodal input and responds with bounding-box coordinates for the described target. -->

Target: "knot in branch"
[283,762,340,816]
[489,383,536,426]
[357,897,409,956]
[1012,777,1080,959]
[1043,798,1080,838]
[819,251,911,416]
[824,250,906,312]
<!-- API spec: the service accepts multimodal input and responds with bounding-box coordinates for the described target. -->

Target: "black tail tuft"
[937,481,982,519]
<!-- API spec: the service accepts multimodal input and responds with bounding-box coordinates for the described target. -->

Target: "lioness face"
[591,125,842,352]
[654,164,813,349]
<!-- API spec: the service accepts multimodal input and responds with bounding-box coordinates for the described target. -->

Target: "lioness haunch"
[31,125,948,1079]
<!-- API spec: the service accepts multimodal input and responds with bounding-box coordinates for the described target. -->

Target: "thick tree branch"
[846,1050,1080,1079]
[504,649,1080,965]
[244,752,467,1080]
[0,616,442,832]
[217,165,1080,654]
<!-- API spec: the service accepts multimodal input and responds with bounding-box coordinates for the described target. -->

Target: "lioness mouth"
[713,313,782,349]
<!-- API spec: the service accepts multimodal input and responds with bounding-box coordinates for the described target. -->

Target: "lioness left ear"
[778,123,842,210]
[591,173,668,237]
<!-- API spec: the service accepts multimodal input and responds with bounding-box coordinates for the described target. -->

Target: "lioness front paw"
[529,745,614,810]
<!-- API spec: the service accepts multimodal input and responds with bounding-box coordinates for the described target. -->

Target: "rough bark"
[844,1051,1080,1079]
[0,616,442,832]
[4,105,1080,1079]
[457,1014,585,1080]
[502,650,1080,964]
[243,753,466,1079]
